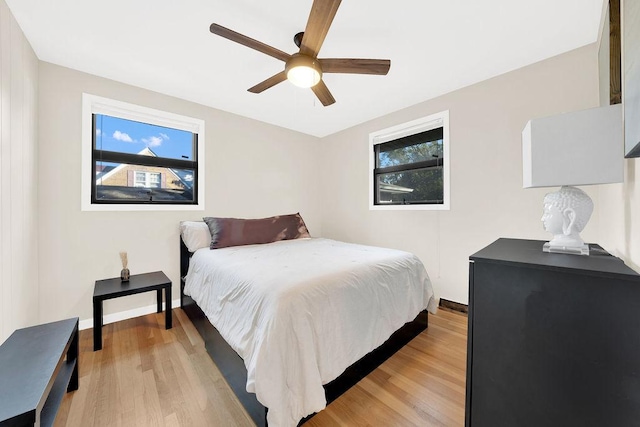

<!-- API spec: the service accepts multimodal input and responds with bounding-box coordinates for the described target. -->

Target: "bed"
[179,218,437,427]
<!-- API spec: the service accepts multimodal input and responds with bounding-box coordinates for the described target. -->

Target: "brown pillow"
[203,213,311,249]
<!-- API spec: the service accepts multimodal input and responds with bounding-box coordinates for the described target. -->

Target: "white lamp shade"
[522,104,624,188]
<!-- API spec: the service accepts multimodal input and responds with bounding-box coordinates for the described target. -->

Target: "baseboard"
[78,299,180,330]
[439,298,468,314]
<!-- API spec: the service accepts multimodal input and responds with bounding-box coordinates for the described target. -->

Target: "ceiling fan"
[209,0,390,106]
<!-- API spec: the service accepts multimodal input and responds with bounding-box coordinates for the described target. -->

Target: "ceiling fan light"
[285,54,322,88]
[287,66,321,88]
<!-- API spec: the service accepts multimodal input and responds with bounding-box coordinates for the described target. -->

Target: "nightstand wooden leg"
[156,289,162,313]
[68,324,79,391]
[165,286,172,329]
[93,300,102,351]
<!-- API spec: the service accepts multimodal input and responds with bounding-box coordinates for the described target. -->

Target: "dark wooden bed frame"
[180,238,428,426]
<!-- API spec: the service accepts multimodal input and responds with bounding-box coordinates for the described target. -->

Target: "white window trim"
[368,110,450,211]
[81,93,205,211]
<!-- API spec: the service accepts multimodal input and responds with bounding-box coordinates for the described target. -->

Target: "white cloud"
[184,174,193,181]
[142,133,169,148]
[96,128,101,136]
[113,130,133,142]
[142,135,163,147]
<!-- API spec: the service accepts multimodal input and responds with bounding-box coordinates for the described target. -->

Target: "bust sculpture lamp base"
[541,186,594,256]
[543,241,590,256]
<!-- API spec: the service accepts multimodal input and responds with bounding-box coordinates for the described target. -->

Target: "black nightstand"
[93,271,172,351]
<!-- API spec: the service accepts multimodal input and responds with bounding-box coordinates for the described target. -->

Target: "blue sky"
[94,114,194,161]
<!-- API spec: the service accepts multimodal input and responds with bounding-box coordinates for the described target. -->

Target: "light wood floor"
[55,308,467,427]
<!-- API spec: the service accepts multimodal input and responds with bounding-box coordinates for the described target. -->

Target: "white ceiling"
[6,0,605,137]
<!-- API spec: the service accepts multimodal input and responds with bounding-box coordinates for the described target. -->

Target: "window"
[369,111,450,210]
[82,94,205,211]
[134,171,161,188]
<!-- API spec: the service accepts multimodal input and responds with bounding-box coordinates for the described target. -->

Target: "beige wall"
[594,5,640,272]
[598,160,640,269]
[38,62,322,324]
[0,0,39,343]
[18,33,612,326]
[319,45,601,304]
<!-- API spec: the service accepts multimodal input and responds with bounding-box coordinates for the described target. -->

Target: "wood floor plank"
[141,368,165,426]
[359,374,434,426]
[173,309,202,352]
[56,308,467,426]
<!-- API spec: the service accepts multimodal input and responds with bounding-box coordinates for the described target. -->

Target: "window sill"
[81,203,204,212]
[369,203,450,211]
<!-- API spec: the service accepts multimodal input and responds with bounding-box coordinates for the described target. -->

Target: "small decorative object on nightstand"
[119,251,130,282]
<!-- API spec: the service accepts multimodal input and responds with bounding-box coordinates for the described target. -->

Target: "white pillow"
[180,221,211,252]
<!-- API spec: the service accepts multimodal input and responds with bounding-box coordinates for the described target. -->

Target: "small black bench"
[93,271,172,351]
[0,318,79,427]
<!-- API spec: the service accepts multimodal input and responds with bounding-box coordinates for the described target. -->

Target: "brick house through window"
[95,147,193,202]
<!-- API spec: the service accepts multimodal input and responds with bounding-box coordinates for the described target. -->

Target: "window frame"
[368,110,450,211]
[133,171,161,188]
[81,93,205,211]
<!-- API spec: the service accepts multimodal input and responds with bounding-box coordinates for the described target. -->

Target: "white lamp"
[522,104,623,255]
[285,54,322,88]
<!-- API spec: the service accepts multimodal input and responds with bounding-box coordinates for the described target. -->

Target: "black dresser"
[466,238,640,427]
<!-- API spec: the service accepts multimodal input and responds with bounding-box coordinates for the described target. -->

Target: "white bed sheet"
[184,237,437,427]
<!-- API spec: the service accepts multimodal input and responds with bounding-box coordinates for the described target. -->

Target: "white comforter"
[184,238,437,427]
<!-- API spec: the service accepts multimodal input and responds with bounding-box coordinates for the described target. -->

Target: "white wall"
[598,159,640,269]
[595,4,640,272]
[37,62,322,325]
[0,0,39,343]
[319,45,601,304]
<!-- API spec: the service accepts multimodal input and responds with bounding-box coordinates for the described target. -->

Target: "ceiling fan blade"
[311,80,336,106]
[248,71,288,93]
[320,58,391,75]
[210,23,291,62]
[300,0,342,57]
